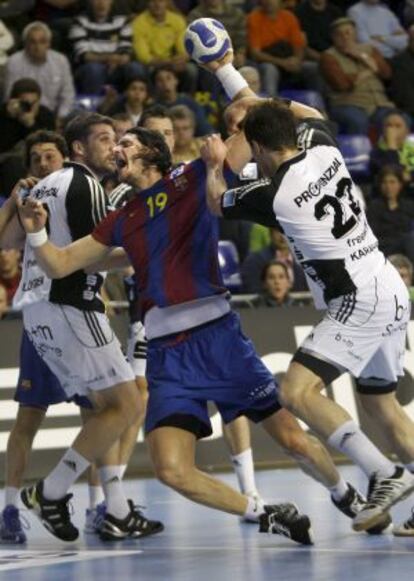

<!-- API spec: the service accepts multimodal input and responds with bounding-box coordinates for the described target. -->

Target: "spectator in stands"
[4,21,75,123]
[0,248,21,304]
[101,74,150,125]
[367,166,414,257]
[247,0,323,96]
[239,65,266,95]
[33,1,80,53]
[253,260,299,307]
[388,253,414,288]
[153,65,213,136]
[188,0,247,69]
[348,0,408,60]
[370,110,414,185]
[69,0,144,95]
[170,104,201,164]
[241,226,307,293]
[320,17,394,134]
[112,112,134,140]
[295,0,343,63]
[0,282,8,319]
[0,19,13,91]
[0,78,55,155]
[132,0,197,92]
[390,25,414,120]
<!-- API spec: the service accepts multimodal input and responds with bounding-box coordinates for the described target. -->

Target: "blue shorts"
[15,331,92,410]
[145,312,281,439]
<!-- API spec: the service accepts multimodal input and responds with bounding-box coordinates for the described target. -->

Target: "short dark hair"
[152,64,178,83]
[25,130,68,167]
[125,126,172,175]
[243,100,297,152]
[10,78,41,99]
[138,105,172,128]
[63,112,114,155]
[377,164,405,185]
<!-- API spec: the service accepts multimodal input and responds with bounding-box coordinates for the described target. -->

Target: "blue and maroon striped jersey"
[93,158,236,319]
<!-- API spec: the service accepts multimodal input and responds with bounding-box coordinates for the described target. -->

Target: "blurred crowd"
[1,0,414,316]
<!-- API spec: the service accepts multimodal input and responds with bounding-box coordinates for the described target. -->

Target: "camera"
[19,100,33,113]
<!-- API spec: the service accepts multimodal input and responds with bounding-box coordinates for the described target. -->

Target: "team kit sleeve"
[220,179,279,227]
[66,171,111,240]
[91,209,121,248]
[297,118,338,149]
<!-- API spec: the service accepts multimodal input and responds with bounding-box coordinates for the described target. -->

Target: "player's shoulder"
[297,118,338,150]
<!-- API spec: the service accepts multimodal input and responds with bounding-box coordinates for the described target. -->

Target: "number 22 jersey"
[221,119,385,309]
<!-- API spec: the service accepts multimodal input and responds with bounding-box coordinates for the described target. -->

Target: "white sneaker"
[353,467,414,532]
[84,502,106,534]
[393,507,414,537]
[241,492,264,524]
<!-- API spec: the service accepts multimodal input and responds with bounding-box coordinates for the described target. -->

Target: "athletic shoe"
[241,491,264,524]
[353,467,414,532]
[21,480,79,542]
[259,503,313,545]
[0,505,27,544]
[84,502,106,534]
[393,508,414,537]
[99,499,164,541]
[331,483,391,535]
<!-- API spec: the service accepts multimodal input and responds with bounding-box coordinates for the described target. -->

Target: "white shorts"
[127,321,147,377]
[298,261,411,388]
[23,301,134,399]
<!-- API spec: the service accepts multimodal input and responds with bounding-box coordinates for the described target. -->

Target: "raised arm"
[201,135,229,216]
[17,197,111,278]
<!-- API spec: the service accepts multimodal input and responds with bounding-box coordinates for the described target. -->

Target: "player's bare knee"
[155,460,192,492]
[278,425,312,459]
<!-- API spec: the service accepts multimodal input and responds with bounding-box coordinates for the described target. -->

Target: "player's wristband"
[215,63,248,100]
[27,228,48,247]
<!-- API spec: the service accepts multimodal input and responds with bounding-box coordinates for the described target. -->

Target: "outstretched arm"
[17,197,111,278]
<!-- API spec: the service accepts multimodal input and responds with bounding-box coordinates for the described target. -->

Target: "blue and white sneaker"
[84,501,106,534]
[0,505,27,544]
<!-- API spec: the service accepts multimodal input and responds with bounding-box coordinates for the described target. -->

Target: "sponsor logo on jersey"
[31,185,58,200]
[22,276,44,292]
[294,157,341,207]
[349,241,378,261]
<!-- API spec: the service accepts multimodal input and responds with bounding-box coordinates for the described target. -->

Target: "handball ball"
[184,18,232,64]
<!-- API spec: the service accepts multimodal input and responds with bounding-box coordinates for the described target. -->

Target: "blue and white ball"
[184,18,232,64]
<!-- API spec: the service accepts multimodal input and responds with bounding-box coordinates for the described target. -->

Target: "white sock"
[327,420,395,478]
[43,448,90,500]
[5,486,19,507]
[120,464,127,479]
[231,448,258,496]
[244,494,265,521]
[328,477,349,502]
[405,461,414,474]
[99,466,129,519]
[88,485,105,509]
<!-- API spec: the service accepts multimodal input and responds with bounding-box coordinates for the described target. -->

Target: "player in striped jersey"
[6,114,162,542]
[203,93,414,531]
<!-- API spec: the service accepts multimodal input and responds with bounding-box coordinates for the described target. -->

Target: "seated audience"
[295,0,343,64]
[241,226,307,292]
[0,282,8,319]
[132,0,197,92]
[320,16,394,134]
[170,104,201,164]
[247,0,323,96]
[253,260,299,307]
[101,74,151,125]
[153,65,212,136]
[370,110,414,186]
[388,253,414,288]
[69,0,144,94]
[4,21,75,123]
[0,19,14,90]
[367,166,414,257]
[348,0,408,60]
[390,25,414,120]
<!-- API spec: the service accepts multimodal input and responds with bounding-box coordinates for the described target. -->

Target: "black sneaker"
[259,503,313,545]
[21,480,78,542]
[99,500,164,541]
[331,483,391,535]
[353,467,414,532]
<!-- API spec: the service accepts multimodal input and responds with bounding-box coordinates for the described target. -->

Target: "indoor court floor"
[0,465,413,581]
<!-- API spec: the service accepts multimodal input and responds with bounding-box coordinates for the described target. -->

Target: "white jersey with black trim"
[13,162,111,312]
[108,181,133,209]
[221,119,385,309]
